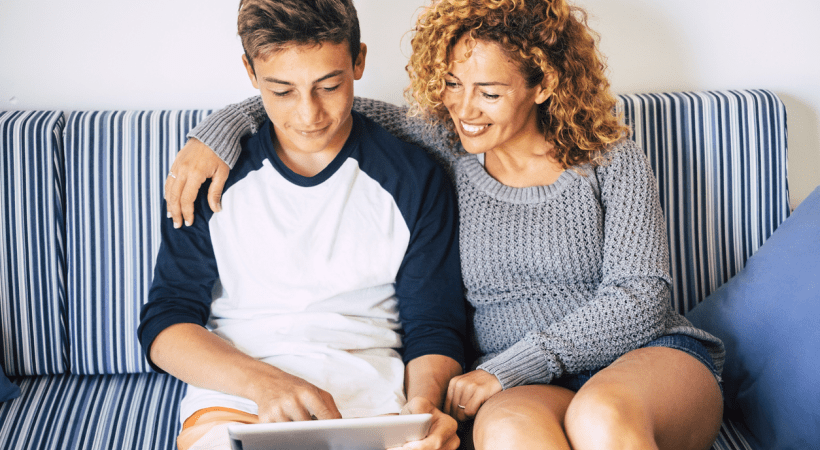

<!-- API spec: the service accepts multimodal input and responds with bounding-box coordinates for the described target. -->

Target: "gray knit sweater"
[190,96,725,389]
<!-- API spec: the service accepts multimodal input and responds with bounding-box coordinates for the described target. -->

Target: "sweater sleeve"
[188,96,460,171]
[477,140,674,389]
[351,98,461,172]
[188,96,267,168]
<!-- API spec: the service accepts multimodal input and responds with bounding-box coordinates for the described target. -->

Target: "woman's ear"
[535,72,557,105]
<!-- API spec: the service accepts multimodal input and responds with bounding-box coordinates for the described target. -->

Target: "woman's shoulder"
[587,139,662,206]
[594,139,653,178]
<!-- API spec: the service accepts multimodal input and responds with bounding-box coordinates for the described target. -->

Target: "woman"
[166,1,725,449]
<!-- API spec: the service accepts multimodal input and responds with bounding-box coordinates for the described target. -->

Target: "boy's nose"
[297,95,323,125]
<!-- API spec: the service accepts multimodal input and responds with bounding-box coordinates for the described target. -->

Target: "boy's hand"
[150,324,340,424]
[388,397,459,450]
[444,369,502,422]
[165,138,229,228]
[252,369,342,423]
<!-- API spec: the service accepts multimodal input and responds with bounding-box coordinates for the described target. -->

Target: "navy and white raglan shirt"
[138,111,466,421]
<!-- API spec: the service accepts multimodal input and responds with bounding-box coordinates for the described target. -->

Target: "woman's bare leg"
[472,384,575,450]
[565,347,723,450]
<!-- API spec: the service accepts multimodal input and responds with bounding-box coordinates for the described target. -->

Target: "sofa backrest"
[0,89,791,376]
[618,89,790,314]
[64,110,211,375]
[0,110,67,376]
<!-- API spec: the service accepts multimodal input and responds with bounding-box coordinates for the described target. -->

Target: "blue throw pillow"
[0,364,20,403]
[687,186,820,449]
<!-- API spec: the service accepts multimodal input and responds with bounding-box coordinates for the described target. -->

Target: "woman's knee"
[565,384,657,450]
[472,385,574,450]
[564,347,723,450]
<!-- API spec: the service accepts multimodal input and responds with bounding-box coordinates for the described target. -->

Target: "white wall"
[1,0,818,207]
[576,0,820,208]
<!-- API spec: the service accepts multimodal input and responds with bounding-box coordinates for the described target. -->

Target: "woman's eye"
[445,81,461,89]
[482,92,500,100]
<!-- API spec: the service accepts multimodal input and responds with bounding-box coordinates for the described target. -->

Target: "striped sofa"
[0,90,788,450]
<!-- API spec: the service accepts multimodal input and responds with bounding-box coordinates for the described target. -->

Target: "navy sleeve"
[137,183,219,373]
[395,162,467,368]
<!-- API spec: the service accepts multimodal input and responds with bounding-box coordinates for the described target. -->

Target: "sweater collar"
[459,154,582,204]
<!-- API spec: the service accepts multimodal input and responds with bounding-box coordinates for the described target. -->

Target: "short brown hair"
[406,0,629,169]
[238,0,361,72]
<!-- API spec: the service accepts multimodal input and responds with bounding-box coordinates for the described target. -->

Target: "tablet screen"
[228,413,433,450]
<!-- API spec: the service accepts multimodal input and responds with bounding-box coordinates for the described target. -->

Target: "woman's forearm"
[188,96,459,171]
[188,96,267,168]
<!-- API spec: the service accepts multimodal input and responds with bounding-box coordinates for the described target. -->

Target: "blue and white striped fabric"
[0,373,185,450]
[0,111,67,377]
[65,110,211,375]
[617,90,790,314]
[711,418,757,450]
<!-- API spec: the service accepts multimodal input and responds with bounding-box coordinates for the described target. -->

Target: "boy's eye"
[272,90,292,97]
[322,84,342,93]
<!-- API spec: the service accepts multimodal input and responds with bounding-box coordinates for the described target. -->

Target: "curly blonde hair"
[406,0,629,168]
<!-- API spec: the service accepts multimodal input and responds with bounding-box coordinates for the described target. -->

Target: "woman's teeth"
[461,123,487,134]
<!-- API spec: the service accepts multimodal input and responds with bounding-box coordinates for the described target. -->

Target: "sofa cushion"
[0,365,20,402]
[711,418,757,450]
[688,186,820,449]
[618,90,790,314]
[0,373,185,449]
[0,110,67,376]
[65,110,211,375]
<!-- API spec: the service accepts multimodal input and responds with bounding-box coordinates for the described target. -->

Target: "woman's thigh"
[471,384,575,450]
[565,347,723,450]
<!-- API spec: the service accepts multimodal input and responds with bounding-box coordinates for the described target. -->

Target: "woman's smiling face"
[441,36,552,155]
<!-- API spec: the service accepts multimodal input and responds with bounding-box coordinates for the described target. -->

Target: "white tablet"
[227,413,433,450]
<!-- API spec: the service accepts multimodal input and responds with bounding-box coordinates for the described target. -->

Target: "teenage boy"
[137,1,465,449]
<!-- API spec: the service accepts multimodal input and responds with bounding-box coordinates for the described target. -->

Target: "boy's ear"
[242,54,260,89]
[353,43,367,81]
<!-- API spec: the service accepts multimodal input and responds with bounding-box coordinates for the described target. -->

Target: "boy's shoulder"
[351,110,441,175]
[350,110,454,218]
[226,120,276,182]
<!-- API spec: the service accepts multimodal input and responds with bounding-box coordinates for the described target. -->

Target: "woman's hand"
[444,369,502,421]
[388,397,459,450]
[165,138,230,228]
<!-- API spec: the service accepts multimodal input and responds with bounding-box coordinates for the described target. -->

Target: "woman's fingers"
[164,138,230,228]
[445,370,503,421]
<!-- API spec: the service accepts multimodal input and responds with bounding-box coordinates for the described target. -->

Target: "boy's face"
[243,41,366,171]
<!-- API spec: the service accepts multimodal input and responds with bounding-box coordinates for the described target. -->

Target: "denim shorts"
[551,334,723,397]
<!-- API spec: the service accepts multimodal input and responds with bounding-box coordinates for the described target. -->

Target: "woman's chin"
[459,141,489,155]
